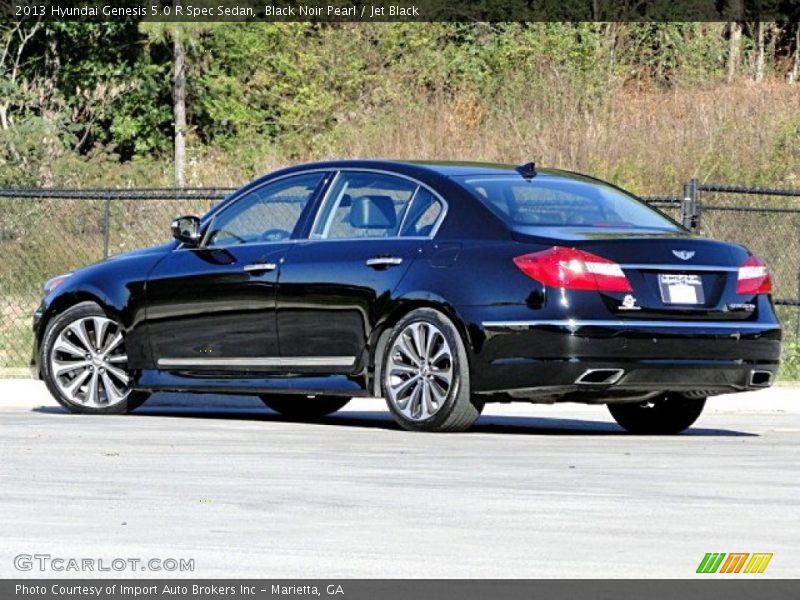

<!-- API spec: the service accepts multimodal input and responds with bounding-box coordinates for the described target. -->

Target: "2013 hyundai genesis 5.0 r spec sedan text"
[31,160,782,433]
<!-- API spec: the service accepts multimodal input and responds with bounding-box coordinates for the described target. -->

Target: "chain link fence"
[682,180,800,379]
[0,184,797,379]
[0,189,233,371]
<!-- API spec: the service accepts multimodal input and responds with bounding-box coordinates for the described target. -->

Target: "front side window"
[311,172,420,239]
[457,174,679,231]
[204,173,323,247]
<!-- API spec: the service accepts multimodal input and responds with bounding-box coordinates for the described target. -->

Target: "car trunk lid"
[512,227,753,320]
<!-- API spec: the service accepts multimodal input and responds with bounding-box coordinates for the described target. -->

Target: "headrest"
[349,195,397,229]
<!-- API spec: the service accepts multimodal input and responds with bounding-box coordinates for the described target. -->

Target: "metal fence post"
[681,179,700,231]
[102,194,111,259]
[796,270,800,341]
[691,178,701,231]
[681,181,692,230]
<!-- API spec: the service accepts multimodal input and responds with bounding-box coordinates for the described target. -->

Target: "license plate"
[658,273,705,305]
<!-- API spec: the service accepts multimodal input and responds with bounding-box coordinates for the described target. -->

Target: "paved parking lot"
[1,379,798,578]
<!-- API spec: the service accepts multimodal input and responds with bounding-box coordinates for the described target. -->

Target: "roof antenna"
[515,161,537,180]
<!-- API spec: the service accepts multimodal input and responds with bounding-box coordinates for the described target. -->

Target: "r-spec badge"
[619,294,642,311]
[672,250,696,261]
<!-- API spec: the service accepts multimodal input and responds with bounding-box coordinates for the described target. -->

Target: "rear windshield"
[455,174,679,231]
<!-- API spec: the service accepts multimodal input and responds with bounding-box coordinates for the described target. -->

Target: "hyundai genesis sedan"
[32,160,781,433]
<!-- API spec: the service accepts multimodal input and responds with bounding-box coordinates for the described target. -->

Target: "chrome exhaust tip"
[748,370,774,387]
[575,368,625,386]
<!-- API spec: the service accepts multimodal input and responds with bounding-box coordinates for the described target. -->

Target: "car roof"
[271,159,604,183]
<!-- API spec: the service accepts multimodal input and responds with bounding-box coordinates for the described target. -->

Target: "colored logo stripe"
[719,553,749,573]
[697,553,772,574]
[697,553,726,573]
[744,553,773,574]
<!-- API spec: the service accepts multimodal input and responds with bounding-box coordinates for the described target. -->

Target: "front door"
[145,172,326,372]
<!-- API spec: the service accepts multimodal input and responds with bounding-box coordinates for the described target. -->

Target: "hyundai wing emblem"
[672,250,696,261]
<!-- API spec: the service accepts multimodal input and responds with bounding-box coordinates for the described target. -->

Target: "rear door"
[276,171,447,372]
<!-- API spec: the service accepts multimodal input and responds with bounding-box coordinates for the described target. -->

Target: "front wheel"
[381,308,482,432]
[259,395,350,420]
[40,301,150,414]
[607,393,705,434]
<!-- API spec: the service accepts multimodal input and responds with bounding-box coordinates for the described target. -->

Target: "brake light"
[736,255,772,295]
[513,247,632,293]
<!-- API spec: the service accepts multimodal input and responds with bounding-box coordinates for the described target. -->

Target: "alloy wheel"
[49,316,131,408]
[385,321,454,421]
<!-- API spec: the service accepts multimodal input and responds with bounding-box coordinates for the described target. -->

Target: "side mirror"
[171,215,202,246]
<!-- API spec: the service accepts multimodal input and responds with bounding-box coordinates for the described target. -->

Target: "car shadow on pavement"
[33,405,758,437]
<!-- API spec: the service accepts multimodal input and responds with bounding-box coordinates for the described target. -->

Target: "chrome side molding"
[482,319,780,331]
[157,356,356,368]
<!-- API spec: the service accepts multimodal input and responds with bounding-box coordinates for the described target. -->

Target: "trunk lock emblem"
[672,250,696,260]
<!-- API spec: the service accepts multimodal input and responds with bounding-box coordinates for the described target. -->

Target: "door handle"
[243,262,277,273]
[366,257,403,268]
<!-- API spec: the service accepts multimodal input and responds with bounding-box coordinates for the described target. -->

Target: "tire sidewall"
[259,394,350,419]
[608,393,705,434]
[40,301,145,415]
[381,308,472,431]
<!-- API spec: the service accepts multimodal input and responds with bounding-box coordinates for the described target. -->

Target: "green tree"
[139,19,213,187]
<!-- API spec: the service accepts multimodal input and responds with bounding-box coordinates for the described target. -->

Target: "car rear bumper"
[462,312,782,399]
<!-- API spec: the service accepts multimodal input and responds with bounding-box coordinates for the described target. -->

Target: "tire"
[40,301,150,415]
[259,394,350,420]
[607,393,705,434]
[381,308,482,432]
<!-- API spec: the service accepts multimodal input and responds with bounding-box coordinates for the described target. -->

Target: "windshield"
[455,174,679,231]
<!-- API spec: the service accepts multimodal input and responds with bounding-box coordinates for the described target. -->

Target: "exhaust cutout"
[749,370,773,387]
[575,368,625,386]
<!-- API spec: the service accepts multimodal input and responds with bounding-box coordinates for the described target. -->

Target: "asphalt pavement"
[1,379,798,578]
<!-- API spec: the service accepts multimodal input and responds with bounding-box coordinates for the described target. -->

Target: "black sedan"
[32,160,781,433]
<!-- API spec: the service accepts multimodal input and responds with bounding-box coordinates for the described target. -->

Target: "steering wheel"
[260,228,292,242]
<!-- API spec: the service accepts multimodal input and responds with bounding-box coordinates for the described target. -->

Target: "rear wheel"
[381,308,482,432]
[607,393,705,434]
[41,302,150,414]
[259,394,350,420]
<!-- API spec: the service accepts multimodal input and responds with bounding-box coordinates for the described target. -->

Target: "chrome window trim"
[157,356,356,368]
[482,319,780,331]
[308,168,448,241]
[620,264,739,272]
[306,170,341,240]
[298,235,436,243]
[396,185,422,235]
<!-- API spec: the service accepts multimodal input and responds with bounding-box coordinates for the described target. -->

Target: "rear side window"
[457,175,678,230]
[312,172,418,239]
[400,188,443,237]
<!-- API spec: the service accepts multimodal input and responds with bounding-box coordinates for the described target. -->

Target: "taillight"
[736,255,772,295]
[513,247,632,293]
